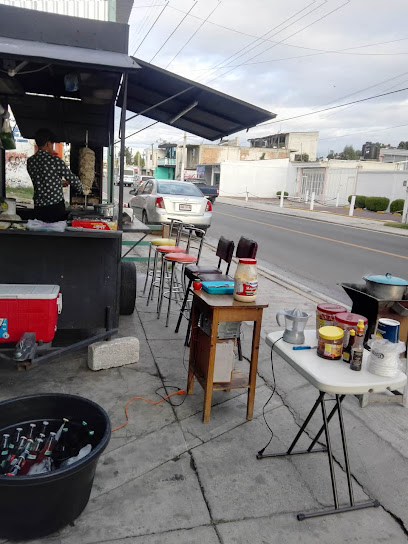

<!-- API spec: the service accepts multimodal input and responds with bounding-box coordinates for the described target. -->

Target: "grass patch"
[6,186,33,201]
[384,222,408,230]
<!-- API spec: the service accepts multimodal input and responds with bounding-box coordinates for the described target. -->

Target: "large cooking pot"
[94,203,116,218]
[363,273,408,300]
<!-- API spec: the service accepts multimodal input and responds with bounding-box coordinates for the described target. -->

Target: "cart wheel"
[120,261,137,315]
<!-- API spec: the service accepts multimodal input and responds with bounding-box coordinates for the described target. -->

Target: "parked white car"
[129,179,212,231]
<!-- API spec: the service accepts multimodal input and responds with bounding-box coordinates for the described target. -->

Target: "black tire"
[142,210,148,224]
[210,197,216,204]
[195,229,206,237]
[120,261,137,315]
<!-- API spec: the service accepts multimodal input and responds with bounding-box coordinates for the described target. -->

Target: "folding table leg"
[257,391,380,520]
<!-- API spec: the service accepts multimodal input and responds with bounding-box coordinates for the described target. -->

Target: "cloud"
[126,0,408,155]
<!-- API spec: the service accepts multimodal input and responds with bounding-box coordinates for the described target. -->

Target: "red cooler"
[0,285,61,343]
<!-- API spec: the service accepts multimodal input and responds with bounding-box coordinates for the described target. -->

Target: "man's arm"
[55,157,83,193]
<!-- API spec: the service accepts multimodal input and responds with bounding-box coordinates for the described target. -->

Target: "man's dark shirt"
[27,150,82,207]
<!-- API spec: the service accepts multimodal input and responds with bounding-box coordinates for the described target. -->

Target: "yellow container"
[317,326,344,360]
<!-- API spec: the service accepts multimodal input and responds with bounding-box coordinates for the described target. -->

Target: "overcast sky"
[122,0,408,157]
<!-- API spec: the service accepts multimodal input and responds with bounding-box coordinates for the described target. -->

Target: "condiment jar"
[334,312,368,347]
[316,303,347,338]
[234,258,258,302]
[317,326,344,360]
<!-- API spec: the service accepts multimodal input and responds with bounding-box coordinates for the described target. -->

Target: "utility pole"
[180,131,187,181]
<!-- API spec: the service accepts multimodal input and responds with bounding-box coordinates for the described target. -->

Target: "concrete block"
[88,337,139,371]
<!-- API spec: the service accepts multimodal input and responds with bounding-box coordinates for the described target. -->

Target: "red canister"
[334,312,368,346]
[316,303,347,337]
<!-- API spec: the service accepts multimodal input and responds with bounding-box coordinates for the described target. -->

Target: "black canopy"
[119,58,276,141]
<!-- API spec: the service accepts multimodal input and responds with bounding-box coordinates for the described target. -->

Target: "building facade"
[247,131,319,162]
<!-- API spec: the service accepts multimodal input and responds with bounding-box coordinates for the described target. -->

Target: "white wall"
[357,171,408,204]
[219,159,295,198]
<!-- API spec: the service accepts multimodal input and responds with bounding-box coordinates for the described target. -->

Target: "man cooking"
[27,129,83,222]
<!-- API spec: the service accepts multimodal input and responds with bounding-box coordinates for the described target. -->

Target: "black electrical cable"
[133,1,170,56]
[150,1,198,64]
[257,336,283,458]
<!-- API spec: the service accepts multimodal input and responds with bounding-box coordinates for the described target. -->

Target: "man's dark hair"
[35,128,56,148]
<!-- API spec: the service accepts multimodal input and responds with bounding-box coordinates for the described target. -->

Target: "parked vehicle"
[132,175,154,191]
[185,178,219,204]
[129,179,212,231]
[115,167,137,187]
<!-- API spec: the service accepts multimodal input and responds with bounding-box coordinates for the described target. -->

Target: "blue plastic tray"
[202,281,234,295]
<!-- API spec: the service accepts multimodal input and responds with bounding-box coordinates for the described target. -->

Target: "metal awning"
[118,58,276,141]
[0,36,139,72]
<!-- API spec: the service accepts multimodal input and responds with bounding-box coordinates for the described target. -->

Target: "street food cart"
[0,4,275,368]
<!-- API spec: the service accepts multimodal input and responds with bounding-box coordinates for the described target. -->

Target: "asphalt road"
[208,202,408,304]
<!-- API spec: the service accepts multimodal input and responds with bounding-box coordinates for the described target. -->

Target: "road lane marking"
[214,211,408,261]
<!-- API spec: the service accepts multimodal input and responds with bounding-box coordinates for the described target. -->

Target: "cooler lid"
[0,284,60,299]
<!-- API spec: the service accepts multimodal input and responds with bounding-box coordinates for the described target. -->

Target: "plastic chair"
[175,236,235,335]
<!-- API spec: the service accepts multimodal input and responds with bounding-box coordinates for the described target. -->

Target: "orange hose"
[112,390,186,432]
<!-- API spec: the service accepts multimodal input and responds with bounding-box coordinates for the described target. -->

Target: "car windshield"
[124,169,134,176]
[157,182,202,197]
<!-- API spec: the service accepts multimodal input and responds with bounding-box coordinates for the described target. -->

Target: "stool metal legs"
[257,392,379,520]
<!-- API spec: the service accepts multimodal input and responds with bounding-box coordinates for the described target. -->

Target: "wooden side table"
[187,290,268,423]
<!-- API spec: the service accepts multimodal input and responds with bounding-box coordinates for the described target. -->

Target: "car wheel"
[120,261,137,315]
[142,210,148,224]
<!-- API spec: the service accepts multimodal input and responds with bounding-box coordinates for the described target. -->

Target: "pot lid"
[364,273,408,286]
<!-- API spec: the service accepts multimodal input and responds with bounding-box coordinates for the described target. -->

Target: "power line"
[205,0,351,85]
[133,1,169,56]
[129,1,160,54]
[150,1,198,64]
[167,2,404,58]
[165,1,221,70]
[196,0,323,82]
[255,86,408,128]
[319,122,408,141]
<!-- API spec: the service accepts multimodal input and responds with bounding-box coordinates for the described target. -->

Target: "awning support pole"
[118,73,128,231]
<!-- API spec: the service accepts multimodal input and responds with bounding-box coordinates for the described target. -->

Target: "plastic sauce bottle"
[350,319,365,371]
[233,259,258,302]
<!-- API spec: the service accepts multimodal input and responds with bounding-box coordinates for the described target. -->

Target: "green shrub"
[390,199,404,213]
[276,191,289,197]
[365,196,390,212]
[347,194,366,208]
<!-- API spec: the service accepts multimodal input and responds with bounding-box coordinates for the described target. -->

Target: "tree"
[327,150,335,159]
[397,141,408,150]
[133,151,145,167]
[118,146,133,164]
[294,153,309,162]
[339,145,360,160]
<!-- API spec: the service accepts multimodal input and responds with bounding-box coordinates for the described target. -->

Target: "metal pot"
[363,273,408,301]
[94,203,115,218]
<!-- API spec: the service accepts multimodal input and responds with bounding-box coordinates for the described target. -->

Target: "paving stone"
[217,510,406,544]
[57,454,211,544]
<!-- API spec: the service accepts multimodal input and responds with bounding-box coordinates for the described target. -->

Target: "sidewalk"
[217,196,408,237]
[1,235,407,544]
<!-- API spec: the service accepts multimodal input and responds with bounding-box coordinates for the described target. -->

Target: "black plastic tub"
[0,393,111,540]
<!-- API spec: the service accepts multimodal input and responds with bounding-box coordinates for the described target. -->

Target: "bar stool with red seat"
[175,236,235,334]
[157,228,206,327]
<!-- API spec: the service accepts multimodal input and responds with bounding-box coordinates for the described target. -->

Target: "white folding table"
[261,329,407,520]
